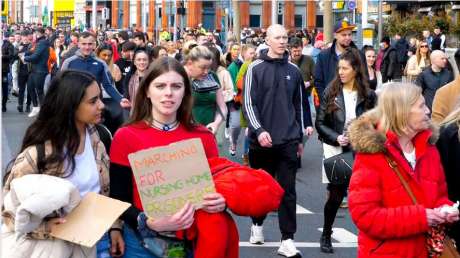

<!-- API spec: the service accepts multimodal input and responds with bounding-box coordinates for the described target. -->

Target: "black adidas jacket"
[243,49,312,147]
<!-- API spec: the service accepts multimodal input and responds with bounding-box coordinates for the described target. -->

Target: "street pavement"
[1,97,358,258]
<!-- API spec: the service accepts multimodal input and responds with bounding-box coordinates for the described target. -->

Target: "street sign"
[348,0,356,10]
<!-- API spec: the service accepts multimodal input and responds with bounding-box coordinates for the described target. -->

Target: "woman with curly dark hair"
[315,48,377,253]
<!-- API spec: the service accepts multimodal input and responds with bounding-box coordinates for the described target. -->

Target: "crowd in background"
[3,20,460,258]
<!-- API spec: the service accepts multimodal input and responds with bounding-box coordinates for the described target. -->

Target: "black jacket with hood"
[380,46,401,83]
[243,49,312,147]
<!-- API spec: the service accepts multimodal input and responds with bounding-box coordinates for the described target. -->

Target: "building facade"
[6,0,390,36]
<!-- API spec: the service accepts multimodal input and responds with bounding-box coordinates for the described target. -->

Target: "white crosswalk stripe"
[296,204,313,214]
[318,228,358,243]
[240,227,358,248]
[239,242,358,248]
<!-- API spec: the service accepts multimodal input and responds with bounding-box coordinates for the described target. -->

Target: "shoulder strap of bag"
[384,154,418,205]
[36,143,46,174]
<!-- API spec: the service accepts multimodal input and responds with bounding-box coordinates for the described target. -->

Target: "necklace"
[149,118,179,131]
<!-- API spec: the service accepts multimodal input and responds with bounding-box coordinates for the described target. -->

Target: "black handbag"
[323,150,354,185]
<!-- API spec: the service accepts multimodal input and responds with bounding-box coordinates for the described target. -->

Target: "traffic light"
[277,2,283,15]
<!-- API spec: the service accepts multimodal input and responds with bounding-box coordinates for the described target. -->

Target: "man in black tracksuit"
[243,24,313,258]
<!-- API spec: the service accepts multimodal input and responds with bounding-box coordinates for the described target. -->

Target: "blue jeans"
[97,226,194,258]
[97,226,156,258]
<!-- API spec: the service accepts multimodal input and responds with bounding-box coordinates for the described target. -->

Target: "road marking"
[318,228,358,243]
[239,242,357,248]
[296,204,313,214]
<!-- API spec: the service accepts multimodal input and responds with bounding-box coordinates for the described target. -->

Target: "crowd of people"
[2,19,460,258]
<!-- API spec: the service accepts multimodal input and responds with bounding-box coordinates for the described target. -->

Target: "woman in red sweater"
[108,57,238,258]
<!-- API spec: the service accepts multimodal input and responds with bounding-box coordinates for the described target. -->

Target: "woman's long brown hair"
[127,57,196,130]
[325,48,371,113]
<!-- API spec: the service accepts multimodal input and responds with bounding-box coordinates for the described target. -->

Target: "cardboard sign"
[50,192,130,247]
[128,138,216,220]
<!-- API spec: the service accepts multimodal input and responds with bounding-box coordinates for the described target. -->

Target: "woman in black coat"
[315,48,376,253]
[437,105,460,250]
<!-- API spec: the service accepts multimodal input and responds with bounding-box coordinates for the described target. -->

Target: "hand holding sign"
[202,193,226,213]
[147,202,195,232]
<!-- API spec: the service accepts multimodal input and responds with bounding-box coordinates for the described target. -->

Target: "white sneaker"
[249,224,264,244]
[278,239,302,257]
[28,107,40,118]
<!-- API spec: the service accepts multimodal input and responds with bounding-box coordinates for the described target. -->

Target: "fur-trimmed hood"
[348,111,439,154]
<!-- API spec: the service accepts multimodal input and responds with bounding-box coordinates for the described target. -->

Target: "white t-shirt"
[343,90,358,126]
[403,148,416,169]
[302,45,314,56]
[66,129,101,197]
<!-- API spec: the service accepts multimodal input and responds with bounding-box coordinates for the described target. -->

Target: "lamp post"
[92,0,97,30]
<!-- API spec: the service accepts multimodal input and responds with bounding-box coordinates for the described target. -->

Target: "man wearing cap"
[314,20,358,100]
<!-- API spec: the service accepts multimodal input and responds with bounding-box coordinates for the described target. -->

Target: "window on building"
[295,15,303,28]
[278,14,283,25]
[202,1,214,8]
[250,15,260,28]
[316,15,323,28]
[169,15,174,27]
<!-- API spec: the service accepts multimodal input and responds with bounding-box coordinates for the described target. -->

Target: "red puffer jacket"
[178,157,284,258]
[209,157,284,217]
[347,114,452,258]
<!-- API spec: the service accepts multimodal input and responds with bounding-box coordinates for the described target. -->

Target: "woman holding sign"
[2,70,121,257]
[109,57,238,258]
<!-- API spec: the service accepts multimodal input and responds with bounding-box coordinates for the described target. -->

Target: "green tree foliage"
[384,14,453,38]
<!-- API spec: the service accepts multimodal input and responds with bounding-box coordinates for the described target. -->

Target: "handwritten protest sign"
[128,138,216,219]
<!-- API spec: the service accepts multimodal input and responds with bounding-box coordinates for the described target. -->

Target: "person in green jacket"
[227,44,256,85]
[183,45,227,134]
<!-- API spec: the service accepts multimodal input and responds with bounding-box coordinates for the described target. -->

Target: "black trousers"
[249,142,298,240]
[322,183,348,234]
[27,72,47,107]
[17,74,28,107]
[2,74,8,108]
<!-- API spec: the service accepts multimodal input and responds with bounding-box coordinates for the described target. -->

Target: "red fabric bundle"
[208,157,284,217]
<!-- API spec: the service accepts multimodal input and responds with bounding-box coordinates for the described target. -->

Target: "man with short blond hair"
[244,24,312,258]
